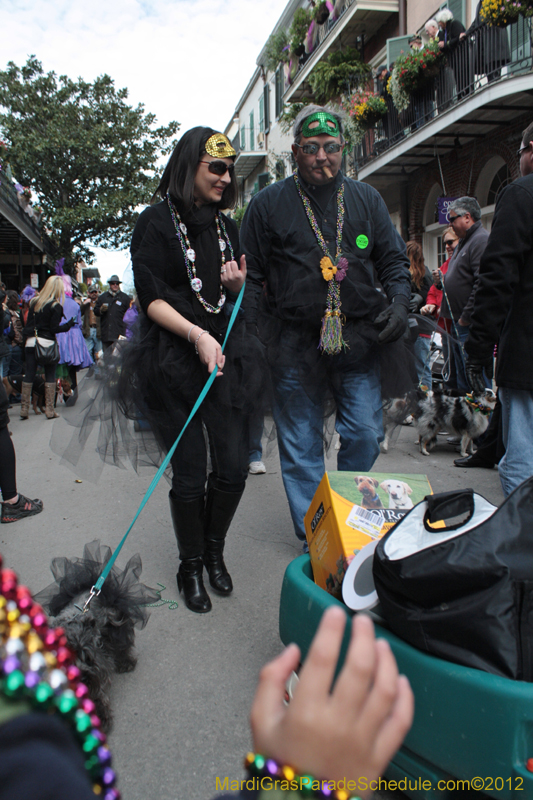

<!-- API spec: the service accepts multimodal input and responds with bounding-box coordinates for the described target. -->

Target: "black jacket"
[438,19,465,53]
[441,221,489,324]
[23,301,72,342]
[466,174,533,390]
[93,289,131,342]
[241,170,410,330]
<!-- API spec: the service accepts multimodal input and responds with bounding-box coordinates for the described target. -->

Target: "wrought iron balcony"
[356,17,533,177]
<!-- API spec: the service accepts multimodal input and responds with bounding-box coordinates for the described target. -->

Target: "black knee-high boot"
[169,491,211,613]
[203,478,245,595]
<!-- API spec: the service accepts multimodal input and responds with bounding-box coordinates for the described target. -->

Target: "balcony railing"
[0,172,43,241]
[355,17,532,170]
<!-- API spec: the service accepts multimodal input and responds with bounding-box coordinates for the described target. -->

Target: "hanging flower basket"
[390,40,444,110]
[480,0,533,26]
[342,90,387,142]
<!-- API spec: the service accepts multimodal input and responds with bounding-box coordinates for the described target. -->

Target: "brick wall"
[407,113,529,239]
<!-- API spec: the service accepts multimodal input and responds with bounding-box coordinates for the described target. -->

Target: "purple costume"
[57,297,93,368]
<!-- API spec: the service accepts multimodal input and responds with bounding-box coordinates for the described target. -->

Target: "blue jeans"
[498,387,533,497]
[248,413,264,463]
[413,336,432,389]
[272,359,383,541]
[84,328,102,360]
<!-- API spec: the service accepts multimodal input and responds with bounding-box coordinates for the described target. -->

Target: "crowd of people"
[1,104,532,800]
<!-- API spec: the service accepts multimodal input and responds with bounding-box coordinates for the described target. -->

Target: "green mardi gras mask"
[301,112,341,139]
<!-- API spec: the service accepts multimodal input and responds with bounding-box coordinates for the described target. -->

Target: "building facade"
[226,0,533,270]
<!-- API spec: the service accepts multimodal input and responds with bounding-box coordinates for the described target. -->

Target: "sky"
[1,0,288,284]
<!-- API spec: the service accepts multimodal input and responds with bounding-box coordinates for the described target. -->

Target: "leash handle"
[92,284,246,595]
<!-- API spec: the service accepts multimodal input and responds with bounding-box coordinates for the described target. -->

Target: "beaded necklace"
[293,174,348,355]
[0,555,119,799]
[166,194,233,314]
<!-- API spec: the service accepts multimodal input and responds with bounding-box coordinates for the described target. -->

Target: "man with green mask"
[240,104,412,547]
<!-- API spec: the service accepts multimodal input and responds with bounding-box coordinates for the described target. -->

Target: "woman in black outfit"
[22,275,75,420]
[127,127,251,614]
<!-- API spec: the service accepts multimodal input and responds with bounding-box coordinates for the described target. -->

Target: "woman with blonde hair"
[22,275,76,419]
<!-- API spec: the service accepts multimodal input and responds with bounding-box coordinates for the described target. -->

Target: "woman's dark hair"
[6,290,20,311]
[154,126,238,212]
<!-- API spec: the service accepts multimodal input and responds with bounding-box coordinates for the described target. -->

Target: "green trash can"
[279,555,533,800]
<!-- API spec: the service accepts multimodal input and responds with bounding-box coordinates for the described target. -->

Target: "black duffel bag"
[373,479,533,680]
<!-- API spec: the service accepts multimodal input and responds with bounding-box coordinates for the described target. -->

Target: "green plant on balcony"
[480,0,533,26]
[312,0,330,25]
[389,40,444,112]
[308,48,370,105]
[264,30,290,72]
[289,8,312,57]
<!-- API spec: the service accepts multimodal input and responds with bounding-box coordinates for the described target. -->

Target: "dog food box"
[305,472,432,599]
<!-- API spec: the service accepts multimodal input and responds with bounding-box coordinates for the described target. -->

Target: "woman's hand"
[420,304,436,316]
[196,331,225,377]
[221,254,246,295]
[250,607,414,799]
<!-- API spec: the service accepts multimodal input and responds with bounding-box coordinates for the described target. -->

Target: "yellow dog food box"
[304,471,432,599]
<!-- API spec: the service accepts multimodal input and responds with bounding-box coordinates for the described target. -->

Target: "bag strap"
[423,489,475,532]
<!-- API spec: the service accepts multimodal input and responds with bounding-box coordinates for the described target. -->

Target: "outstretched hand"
[221,254,246,295]
[250,607,414,798]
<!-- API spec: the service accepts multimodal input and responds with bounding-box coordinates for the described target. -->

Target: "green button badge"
[356,234,369,249]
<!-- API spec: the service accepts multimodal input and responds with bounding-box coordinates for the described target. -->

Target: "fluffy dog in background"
[3,374,46,414]
[417,388,496,458]
[34,540,159,731]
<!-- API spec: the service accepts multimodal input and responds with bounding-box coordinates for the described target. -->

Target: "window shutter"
[249,110,254,151]
[264,84,270,133]
[386,35,412,68]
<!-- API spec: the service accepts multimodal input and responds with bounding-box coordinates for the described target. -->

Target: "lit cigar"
[322,166,333,179]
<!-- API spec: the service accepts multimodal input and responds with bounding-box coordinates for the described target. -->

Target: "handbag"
[34,329,60,366]
[373,479,533,680]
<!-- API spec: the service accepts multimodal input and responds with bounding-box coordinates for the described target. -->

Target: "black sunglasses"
[295,142,343,155]
[448,213,464,223]
[517,143,531,157]
[199,160,235,176]
[443,239,456,246]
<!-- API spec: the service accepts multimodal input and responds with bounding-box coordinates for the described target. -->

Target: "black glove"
[375,301,408,344]
[465,355,493,396]
[409,293,423,313]
[67,317,77,329]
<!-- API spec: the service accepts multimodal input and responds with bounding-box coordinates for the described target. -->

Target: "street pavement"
[2,393,504,800]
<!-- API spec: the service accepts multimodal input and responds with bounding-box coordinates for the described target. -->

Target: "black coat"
[438,19,465,53]
[93,289,131,342]
[466,174,533,390]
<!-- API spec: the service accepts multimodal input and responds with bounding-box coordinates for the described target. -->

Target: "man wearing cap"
[240,104,412,546]
[93,276,132,350]
[81,286,102,363]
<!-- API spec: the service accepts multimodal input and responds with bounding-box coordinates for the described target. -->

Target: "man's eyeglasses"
[448,213,464,223]
[199,160,235,176]
[517,143,531,158]
[109,282,119,286]
[295,142,343,155]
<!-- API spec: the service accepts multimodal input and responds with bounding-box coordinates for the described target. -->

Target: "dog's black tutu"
[34,539,160,625]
